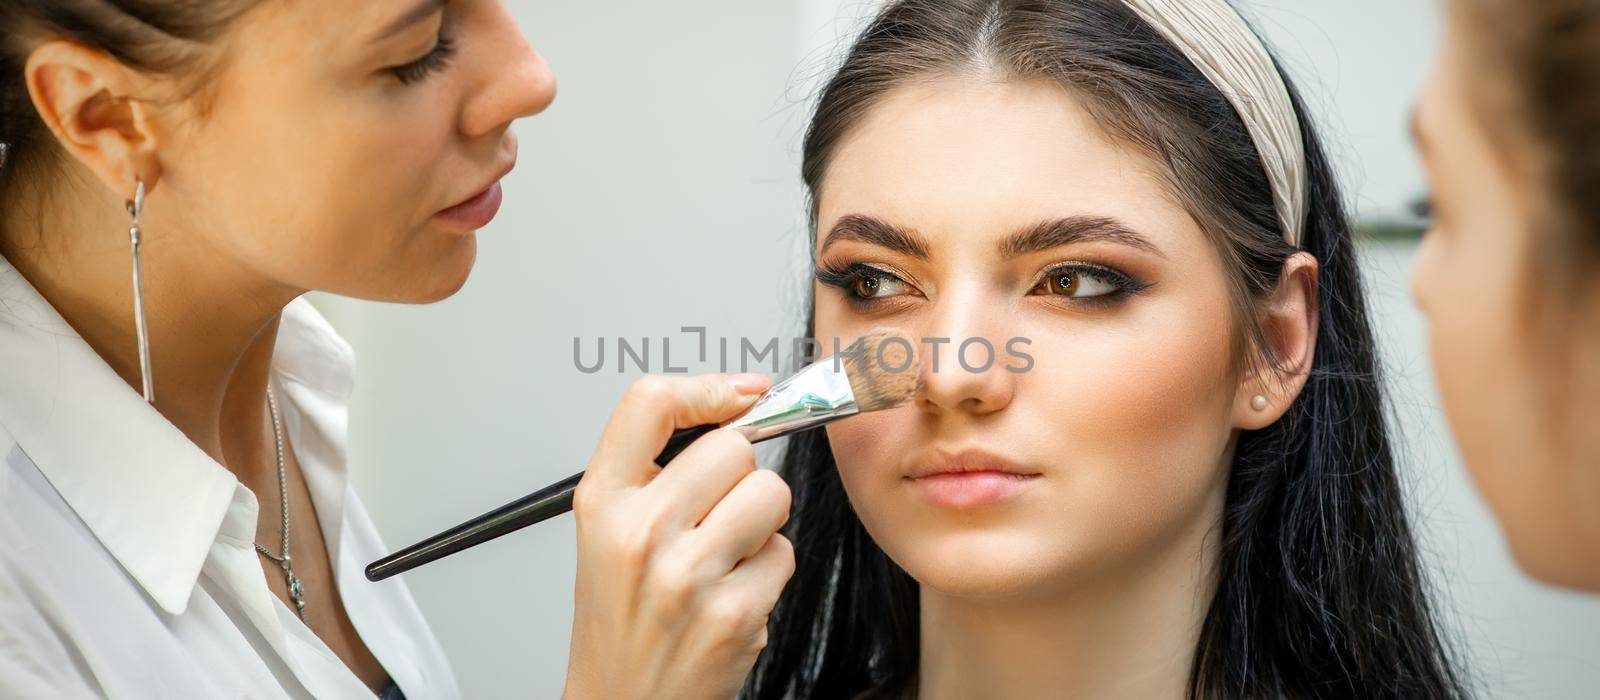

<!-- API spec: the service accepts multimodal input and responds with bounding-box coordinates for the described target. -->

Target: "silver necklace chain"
[255,385,308,623]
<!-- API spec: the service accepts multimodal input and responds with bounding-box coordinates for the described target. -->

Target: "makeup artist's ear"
[25,39,165,197]
[1234,252,1320,429]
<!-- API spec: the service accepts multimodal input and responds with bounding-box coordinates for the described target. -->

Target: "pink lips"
[435,156,516,230]
[905,450,1041,509]
[912,471,1039,508]
[434,180,505,230]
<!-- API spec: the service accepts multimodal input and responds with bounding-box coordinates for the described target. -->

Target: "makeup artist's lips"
[434,161,515,230]
[905,449,1041,509]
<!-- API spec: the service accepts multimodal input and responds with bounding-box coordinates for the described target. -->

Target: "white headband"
[1120,0,1307,247]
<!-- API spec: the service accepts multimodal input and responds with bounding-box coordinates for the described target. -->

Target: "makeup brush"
[365,329,922,582]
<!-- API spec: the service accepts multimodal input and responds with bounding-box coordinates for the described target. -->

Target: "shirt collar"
[0,254,356,615]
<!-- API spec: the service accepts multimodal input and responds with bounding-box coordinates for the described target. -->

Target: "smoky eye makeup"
[814,261,920,310]
[1027,261,1152,307]
[815,256,1153,312]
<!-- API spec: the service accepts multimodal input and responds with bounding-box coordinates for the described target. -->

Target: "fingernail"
[727,374,769,395]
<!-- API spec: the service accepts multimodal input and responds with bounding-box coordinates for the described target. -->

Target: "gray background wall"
[312,2,1600,697]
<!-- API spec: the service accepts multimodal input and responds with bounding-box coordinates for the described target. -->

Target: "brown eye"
[814,262,914,303]
[1047,271,1079,296]
[1033,264,1137,300]
[846,269,908,300]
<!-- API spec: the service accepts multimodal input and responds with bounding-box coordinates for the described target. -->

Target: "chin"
[884,528,1070,599]
[1504,521,1600,592]
[401,238,478,303]
[422,265,473,302]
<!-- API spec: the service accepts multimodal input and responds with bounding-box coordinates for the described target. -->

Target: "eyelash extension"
[1032,262,1152,307]
[392,32,458,86]
[814,262,912,308]
[815,259,1151,312]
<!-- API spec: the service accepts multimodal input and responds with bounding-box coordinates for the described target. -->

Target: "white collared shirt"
[0,255,460,699]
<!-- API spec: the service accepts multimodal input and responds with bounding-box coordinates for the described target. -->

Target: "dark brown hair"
[0,1,259,198]
[747,1,1468,698]
[1460,0,1600,282]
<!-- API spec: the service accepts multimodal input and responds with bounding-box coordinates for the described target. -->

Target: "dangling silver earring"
[126,180,154,403]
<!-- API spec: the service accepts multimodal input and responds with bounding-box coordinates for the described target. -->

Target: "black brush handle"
[364,423,718,582]
[656,423,719,467]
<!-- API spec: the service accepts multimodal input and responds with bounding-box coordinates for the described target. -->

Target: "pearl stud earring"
[1250,395,1269,411]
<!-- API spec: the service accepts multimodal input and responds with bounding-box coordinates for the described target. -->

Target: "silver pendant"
[280,558,307,619]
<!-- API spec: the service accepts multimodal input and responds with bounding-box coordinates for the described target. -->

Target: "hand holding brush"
[364,329,921,699]
[365,328,923,581]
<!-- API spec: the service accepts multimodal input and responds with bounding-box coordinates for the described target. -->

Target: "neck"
[1,169,303,488]
[914,506,1222,700]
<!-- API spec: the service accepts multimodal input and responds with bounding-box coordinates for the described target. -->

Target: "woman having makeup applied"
[1411,0,1600,591]
[738,1,1467,697]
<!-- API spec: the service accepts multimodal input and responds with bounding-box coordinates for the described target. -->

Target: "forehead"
[1416,18,1498,156]
[241,0,426,48]
[816,76,1197,253]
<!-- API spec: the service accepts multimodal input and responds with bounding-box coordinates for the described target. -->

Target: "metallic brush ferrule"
[725,358,859,443]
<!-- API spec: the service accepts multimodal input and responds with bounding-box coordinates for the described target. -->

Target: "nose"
[459,5,558,138]
[914,293,1017,417]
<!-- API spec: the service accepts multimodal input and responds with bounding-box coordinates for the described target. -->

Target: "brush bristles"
[841,329,923,413]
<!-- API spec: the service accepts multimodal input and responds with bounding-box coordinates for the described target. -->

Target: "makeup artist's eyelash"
[392,31,458,85]
[1409,195,1436,221]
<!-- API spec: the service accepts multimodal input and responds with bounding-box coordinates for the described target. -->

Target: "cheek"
[821,287,1242,592]
[1410,231,1443,312]
[814,294,903,486]
[1421,217,1591,569]
[1017,302,1240,544]
[1417,221,1518,442]
[172,82,470,300]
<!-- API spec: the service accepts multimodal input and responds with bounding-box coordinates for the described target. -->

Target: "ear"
[1234,251,1320,430]
[24,40,164,200]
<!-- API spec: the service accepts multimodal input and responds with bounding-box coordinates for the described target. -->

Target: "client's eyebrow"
[1000,216,1165,259]
[373,0,446,43]
[820,214,932,260]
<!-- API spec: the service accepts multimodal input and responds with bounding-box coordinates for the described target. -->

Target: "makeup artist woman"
[0,2,791,699]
